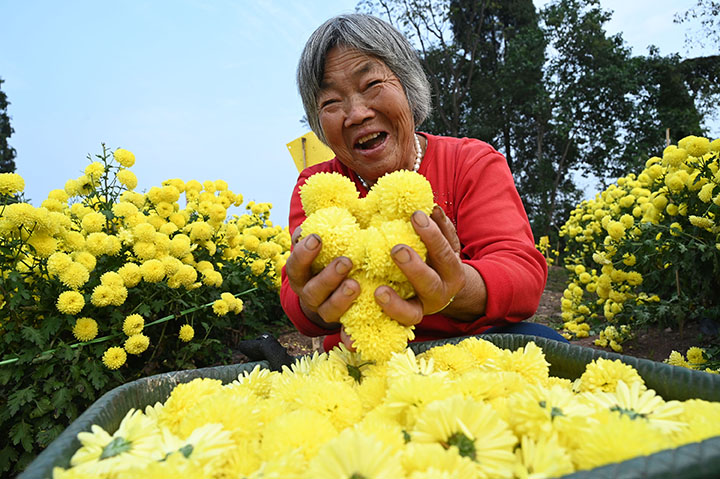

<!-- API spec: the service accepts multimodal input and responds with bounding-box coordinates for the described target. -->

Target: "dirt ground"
[258,266,712,363]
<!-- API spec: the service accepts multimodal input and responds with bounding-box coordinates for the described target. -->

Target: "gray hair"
[297,13,432,144]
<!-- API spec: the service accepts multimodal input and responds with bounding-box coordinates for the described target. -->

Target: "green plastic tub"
[19,334,720,479]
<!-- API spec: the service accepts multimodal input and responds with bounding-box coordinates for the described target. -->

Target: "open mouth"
[355,132,387,150]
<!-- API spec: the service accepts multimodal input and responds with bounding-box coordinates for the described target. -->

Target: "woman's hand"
[374,206,487,325]
[284,228,359,329]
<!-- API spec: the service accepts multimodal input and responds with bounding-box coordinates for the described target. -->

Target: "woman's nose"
[343,96,374,127]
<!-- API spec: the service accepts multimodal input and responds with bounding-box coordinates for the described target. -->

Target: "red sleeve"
[450,139,547,325]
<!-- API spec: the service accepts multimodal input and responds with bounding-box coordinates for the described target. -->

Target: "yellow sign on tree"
[286,131,335,173]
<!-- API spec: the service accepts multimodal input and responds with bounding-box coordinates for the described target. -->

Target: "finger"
[316,277,360,323]
[374,284,424,326]
[389,244,450,315]
[291,226,303,245]
[301,256,353,311]
[340,326,356,351]
[430,205,461,255]
[285,234,321,294]
[411,211,465,283]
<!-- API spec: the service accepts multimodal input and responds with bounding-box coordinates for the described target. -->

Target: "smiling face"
[317,46,417,185]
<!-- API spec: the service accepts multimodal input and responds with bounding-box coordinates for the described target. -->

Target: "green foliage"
[0,145,290,476]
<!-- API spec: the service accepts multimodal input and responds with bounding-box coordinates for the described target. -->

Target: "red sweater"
[280,133,547,351]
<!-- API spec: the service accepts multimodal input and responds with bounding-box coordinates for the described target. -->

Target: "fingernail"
[392,245,411,264]
[413,211,429,227]
[376,290,390,304]
[433,205,443,217]
[335,258,351,275]
[305,234,320,249]
[343,285,355,296]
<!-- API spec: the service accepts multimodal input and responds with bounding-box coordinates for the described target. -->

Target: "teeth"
[357,132,381,145]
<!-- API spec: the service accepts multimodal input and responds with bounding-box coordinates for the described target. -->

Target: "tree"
[674,0,720,51]
[358,0,711,238]
[0,77,17,174]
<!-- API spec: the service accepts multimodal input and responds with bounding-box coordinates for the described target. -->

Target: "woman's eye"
[366,79,382,89]
[320,99,338,109]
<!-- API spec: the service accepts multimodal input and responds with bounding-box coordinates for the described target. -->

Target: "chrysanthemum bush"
[53,337,720,478]
[0,145,290,475]
[559,135,720,368]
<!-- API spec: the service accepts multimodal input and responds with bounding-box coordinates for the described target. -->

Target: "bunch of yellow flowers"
[297,171,434,362]
[665,346,719,374]
[0,146,289,370]
[559,135,720,347]
[53,337,720,478]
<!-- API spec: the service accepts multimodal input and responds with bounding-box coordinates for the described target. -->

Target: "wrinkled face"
[317,46,416,184]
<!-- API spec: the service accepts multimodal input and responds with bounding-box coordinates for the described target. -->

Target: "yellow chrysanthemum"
[157,378,224,434]
[370,169,434,221]
[412,396,518,479]
[0,172,25,195]
[571,409,669,471]
[57,290,85,315]
[678,135,710,157]
[113,148,136,167]
[261,408,338,461]
[306,428,403,479]
[300,206,363,274]
[102,346,127,370]
[299,172,360,216]
[575,357,645,393]
[122,314,144,336]
[584,380,684,433]
[59,262,90,289]
[72,317,98,341]
[179,324,194,342]
[124,334,150,355]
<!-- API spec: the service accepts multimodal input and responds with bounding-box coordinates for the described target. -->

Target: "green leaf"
[29,398,53,419]
[36,424,65,448]
[86,360,109,390]
[9,421,33,452]
[52,386,72,410]
[20,326,44,347]
[8,386,35,417]
[0,445,19,473]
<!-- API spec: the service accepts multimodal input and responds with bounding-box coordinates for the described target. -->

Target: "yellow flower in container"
[102,346,127,370]
[72,317,98,341]
[306,428,403,479]
[125,334,150,355]
[412,396,517,478]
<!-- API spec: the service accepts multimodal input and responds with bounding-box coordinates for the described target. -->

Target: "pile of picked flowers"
[53,337,720,478]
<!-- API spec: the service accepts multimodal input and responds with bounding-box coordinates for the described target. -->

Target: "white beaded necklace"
[357,133,424,190]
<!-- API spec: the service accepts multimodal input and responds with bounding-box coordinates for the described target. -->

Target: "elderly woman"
[281,13,562,352]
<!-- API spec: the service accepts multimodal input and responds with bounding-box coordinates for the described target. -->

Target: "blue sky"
[1,0,717,226]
